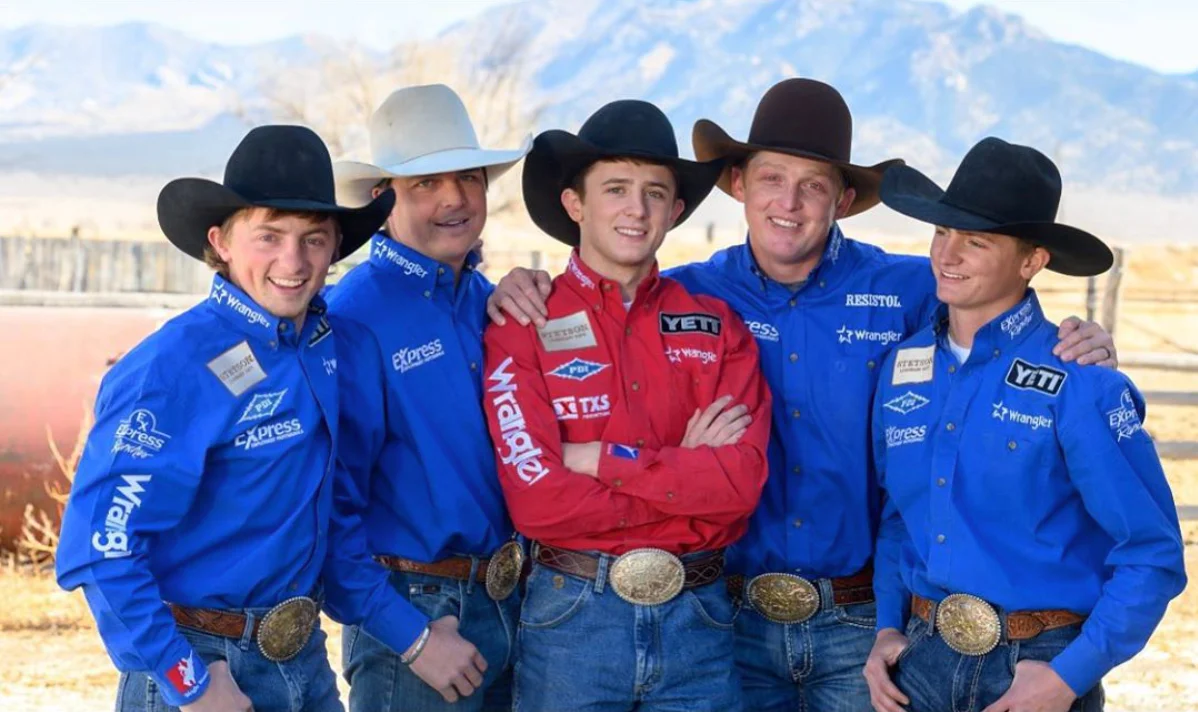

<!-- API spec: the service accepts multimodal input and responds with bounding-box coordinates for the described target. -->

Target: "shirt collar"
[368,233,476,295]
[562,249,661,310]
[205,274,329,346]
[931,289,1047,362]
[734,223,853,294]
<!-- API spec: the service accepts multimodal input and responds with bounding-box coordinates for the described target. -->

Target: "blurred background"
[0,1,1194,709]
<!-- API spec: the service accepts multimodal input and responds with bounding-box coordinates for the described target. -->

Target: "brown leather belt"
[169,603,260,640]
[912,594,1085,641]
[534,543,725,590]
[727,566,875,608]
[375,554,490,583]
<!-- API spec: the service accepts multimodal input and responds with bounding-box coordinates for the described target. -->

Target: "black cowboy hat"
[692,78,903,217]
[158,125,394,262]
[880,137,1113,277]
[522,100,724,246]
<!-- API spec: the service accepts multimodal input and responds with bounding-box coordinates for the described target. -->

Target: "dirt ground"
[2,242,1195,710]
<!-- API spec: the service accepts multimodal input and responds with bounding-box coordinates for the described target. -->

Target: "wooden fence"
[0,235,211,293]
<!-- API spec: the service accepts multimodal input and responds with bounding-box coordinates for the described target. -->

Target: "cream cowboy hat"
[335,84,533,206]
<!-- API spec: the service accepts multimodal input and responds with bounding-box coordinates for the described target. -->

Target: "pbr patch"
[659,312,722,337]
[892,345,935,385]
[307,316,332,346]
[207,341,267,396]
[547,358,610,381]
[608,443,640,460]
[237,389,288,424]
[883,391,930,416]
[537,311,597,352]
[1004,358,1066,396]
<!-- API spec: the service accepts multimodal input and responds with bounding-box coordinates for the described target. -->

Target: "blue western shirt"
[323,235,512,650]
[872,290,1186,694]
[667,227,938,578]
[56,275,412,706]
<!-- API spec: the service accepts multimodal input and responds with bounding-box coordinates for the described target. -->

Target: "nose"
[936,230,965,264]
[440,178,467,210]
[626,191,649,219]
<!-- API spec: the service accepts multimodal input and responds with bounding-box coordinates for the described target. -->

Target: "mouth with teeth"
[268,276,308,293]
[767,216,800,230]
[614,227,648,239]
[434,216,472,230]
[938,270,968,281]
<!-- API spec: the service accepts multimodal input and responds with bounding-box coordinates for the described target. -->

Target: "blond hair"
[203,207,342,275]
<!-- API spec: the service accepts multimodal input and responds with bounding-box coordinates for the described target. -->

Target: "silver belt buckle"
[256,596,319,662]
[608,548,685,606]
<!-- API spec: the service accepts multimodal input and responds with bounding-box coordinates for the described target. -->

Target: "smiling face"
[562,158,685,280]
[207,207,339,328]
[930,226,1050,317]
[372,168,487,268]
[731,151,856,281]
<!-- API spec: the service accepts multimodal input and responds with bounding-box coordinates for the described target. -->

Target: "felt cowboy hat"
[692,78,903,217]
[157,125,394,262]
[879,137,1113,277]
[522,99,724,246]
[335,84,532,206]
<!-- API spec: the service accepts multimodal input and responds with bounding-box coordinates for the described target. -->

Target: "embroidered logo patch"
[547,358,610,381]
[1004,358,1066,396]
[659,312,722,337]
[883,391,930,415]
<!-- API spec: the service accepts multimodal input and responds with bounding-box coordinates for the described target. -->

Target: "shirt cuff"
[1051,633,1110,696]
[361,599,431,658]
[875,590,909,633]
[596,442,651,488]
[152,641,210,707]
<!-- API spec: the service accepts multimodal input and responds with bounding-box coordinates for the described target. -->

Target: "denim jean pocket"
[833,600,878,630]
[685,582,738,630]
[519,565,591,629]
[896,617,930,664]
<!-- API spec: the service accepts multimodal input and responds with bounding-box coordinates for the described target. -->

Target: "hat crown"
[369,84,482,169]
[942,137,1061,223]
[577,100,681,159]
[223,125,336,204]
[747,78,853,162]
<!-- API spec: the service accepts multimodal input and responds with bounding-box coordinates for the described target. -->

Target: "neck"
[578,243,654,301]
[748,231,827,285]
[390,233,467,279]
[947,292,1026,348]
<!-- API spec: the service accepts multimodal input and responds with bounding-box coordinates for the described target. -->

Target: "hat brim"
[522,130,724,246]
[157,178,395,263]
[692,119,902,218]
[334,137,533,207]
[879,164,1113,277]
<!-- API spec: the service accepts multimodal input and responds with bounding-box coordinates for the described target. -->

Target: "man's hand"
[1053,316,1117,367]
[863,628,910,712]
[487,267,553,327]
[181,660,253,712]
[408,616,488,703]
[981,660,1076,712]
[563,442,602,477]
[681,395,751,449]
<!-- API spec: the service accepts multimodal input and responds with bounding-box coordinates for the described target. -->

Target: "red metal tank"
[0,297,189,549]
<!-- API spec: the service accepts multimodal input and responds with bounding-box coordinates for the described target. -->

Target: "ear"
[833,186,858,220]
[667,198,686,228]
[729,165,747,204]
[207,225,232,261]
[1021,246,1051,280]
[561,188,584,224]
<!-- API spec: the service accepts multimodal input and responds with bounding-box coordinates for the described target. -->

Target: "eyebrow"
[258,222,334,237]
[600,178,671,190]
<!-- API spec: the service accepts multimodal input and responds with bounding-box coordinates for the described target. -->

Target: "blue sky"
[2,0,1195,74]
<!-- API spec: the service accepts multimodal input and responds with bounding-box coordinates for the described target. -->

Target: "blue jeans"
[734,578,876,712]
[115,616,341,712]
[514,557,742,712]
[895,615,1105,712]
[342,568,518,712]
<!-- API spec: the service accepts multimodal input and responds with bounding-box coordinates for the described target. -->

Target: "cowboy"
[487,78,1119,710]
[55,126,397,711]
[482,99,771,712]
[864,137,1185,712]
[323,83,532,711]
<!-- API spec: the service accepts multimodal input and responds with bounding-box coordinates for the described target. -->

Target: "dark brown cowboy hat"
[880,137,1113,277]
[523,100,723,246]
[692,78,902,217]
[158,125,394,262]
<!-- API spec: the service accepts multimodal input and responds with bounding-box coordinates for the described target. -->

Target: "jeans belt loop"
[465,556,480,596]
[817,578,836,613]
[593,553,610,594]
[238,609,256,651]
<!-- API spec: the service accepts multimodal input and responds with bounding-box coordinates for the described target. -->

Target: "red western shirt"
[482,252,771,555]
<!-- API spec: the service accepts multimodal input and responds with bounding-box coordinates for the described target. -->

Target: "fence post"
[1101,247,1125,338]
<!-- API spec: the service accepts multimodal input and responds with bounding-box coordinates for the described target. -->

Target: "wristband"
[401,625,431,665]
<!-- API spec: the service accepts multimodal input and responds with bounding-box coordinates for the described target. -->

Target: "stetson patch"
[892,345,935,385]
[207,341,267,396]
[537,311,597,352]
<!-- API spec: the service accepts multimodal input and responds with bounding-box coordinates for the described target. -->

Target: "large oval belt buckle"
[257,596,319,662]
[746,573,820,624]
[609,548,685,606]
[486,540,525,601]
[935,593,1001,656]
